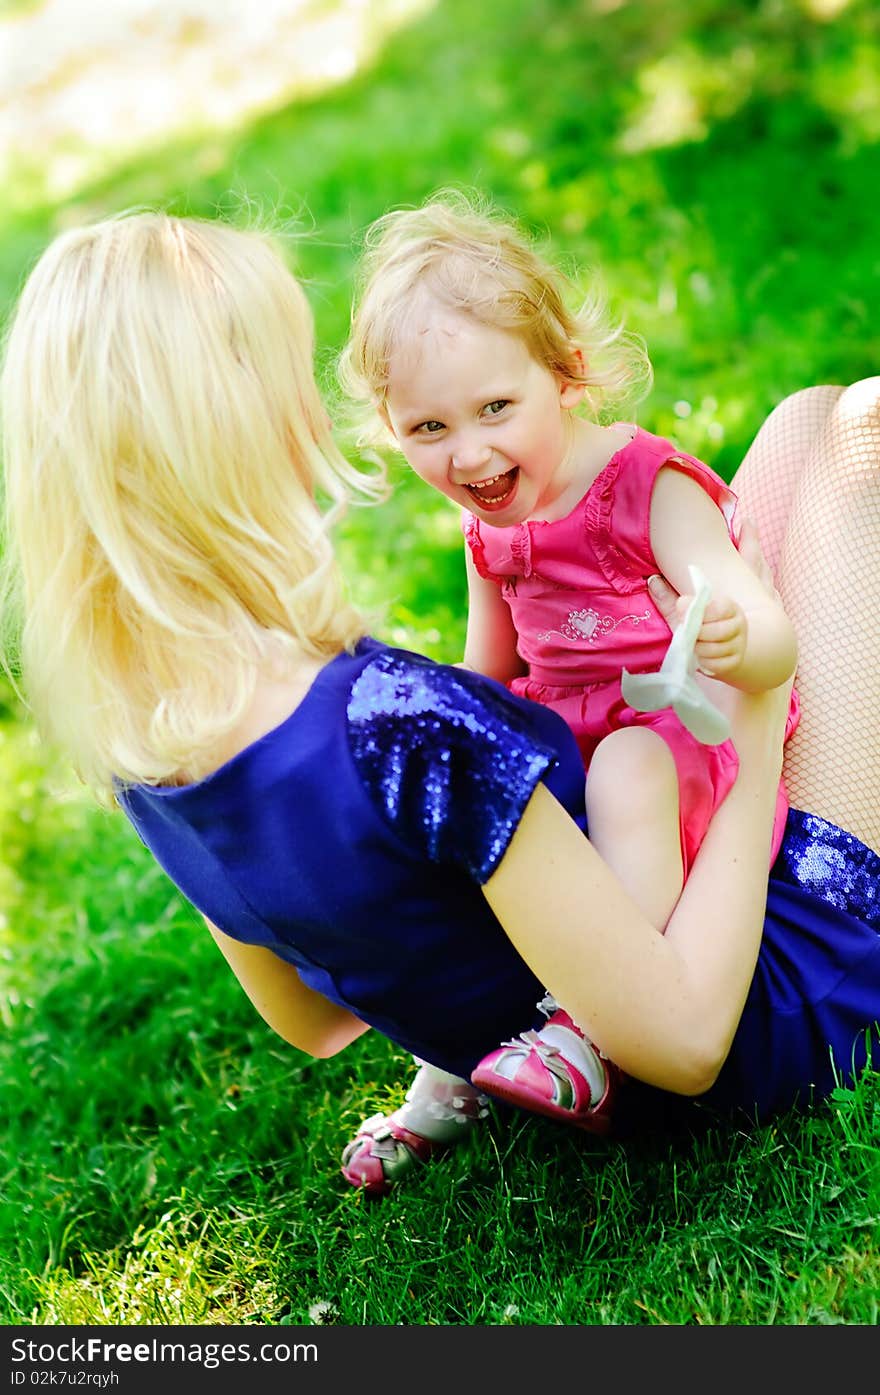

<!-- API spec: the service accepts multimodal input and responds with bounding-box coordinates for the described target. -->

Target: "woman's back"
[118,638,588,1079]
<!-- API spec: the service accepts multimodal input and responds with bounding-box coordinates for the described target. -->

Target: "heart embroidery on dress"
[567,610,599,637]
[537,606,652,645]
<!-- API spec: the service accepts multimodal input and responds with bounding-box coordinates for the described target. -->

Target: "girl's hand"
[648,579,749,678]
[648,519,793,755]
[693,595,748,678]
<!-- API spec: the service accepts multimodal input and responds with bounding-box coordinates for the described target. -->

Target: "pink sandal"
[341,1064,491,1197]
[340,1111,445,1197]
[470,1001,621,1135]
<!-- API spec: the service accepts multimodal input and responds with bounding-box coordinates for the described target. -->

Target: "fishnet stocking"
[731,379,880,850]
[731,385,844,578]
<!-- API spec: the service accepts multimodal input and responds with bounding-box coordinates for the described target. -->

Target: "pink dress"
[463,426,798,873]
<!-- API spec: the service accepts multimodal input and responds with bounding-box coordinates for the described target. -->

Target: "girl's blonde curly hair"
[338,190,652,447]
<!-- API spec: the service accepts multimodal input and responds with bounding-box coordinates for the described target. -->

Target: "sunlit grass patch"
[29,1208,290,1325]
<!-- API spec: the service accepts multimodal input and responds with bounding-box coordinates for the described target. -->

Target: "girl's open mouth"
[464,467,519,509]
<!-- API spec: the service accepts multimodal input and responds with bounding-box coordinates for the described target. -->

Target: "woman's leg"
[730,385,844,578]
[777,377,880,848]
[737,378,880,850]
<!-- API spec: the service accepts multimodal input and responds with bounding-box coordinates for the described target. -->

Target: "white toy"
[621,564,731,746]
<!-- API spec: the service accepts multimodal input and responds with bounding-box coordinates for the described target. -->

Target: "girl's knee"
[586,728,678,823]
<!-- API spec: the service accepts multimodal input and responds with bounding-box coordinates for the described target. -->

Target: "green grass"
[1,0,879,1326]
[1,741,878,1325]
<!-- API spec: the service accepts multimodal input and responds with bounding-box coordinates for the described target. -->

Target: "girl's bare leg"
[585,728,684,930]
[733,379,880,850]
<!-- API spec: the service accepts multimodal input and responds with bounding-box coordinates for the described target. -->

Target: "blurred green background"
[1,0,878,1325]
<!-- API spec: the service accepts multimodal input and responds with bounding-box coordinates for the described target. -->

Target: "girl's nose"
[451,439,493,474]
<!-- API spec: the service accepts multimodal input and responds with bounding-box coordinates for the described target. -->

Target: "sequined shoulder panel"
[347,649,559,884]
[773,809,879,930]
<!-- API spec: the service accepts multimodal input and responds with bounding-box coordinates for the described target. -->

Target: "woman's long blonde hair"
[0,211,385,802]
[339,190,653,446]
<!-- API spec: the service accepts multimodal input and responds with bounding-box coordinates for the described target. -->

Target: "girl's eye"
[483,400,509,417]
[415,420,445,435]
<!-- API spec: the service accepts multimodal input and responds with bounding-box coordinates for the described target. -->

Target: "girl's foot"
[340,1111,446,1196]
[340,1062,489,1197]
[470,995,620,1134]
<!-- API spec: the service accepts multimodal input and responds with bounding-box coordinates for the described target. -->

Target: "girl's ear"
[558,346,587,409]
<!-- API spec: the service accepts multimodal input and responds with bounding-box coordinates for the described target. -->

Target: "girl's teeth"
[468,469,515,503]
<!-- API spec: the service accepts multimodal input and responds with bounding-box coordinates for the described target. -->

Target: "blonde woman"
[1,211,877,1201]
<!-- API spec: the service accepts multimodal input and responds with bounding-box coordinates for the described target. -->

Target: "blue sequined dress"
[118,638,880,1124]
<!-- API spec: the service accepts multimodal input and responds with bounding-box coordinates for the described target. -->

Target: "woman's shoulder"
[346,645,569,882]
[133,640,383,794]
[149,640,514,792]
[348,641,458,711]
[349,644,506,719]
[210,652,332,773]
[347,644,561,758]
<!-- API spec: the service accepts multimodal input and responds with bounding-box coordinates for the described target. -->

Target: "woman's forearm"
[658,687,785,1081]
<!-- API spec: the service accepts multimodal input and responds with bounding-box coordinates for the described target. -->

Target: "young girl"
[339,194,800,1139]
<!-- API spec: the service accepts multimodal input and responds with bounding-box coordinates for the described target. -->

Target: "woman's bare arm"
[482,679,787,1095]
[205,919,370,1057]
